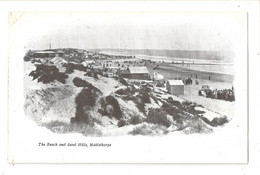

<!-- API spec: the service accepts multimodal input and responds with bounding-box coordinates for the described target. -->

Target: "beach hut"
[121,66,150,79]
[166,80,184,95]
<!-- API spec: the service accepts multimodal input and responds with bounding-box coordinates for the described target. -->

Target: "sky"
[21,12,246,53]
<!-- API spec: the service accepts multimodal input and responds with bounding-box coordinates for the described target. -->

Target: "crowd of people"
[198,87,235,102]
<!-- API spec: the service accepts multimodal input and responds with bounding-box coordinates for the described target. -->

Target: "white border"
[1,0,260,174]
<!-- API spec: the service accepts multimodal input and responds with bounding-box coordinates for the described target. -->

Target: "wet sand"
[146,62,234,83]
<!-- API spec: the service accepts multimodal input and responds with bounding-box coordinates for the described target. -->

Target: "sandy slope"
[24,60,235,136]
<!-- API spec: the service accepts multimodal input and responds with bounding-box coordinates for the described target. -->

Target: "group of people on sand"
[198,87,235,102]
[179,77,199,85]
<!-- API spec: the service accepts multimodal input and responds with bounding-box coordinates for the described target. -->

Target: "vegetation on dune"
[146,108,172,127]
[200,115,229,127]
[129,123,169,136]
[29,64,68,84]
[181,101,205,116]
[71,81,102,125]
[63,62,86,74]
[61,49,87,63]
[129,114,143,125]
[73,77,101,93]
[161,103,183,124]
[105,96,122,120]
[24,55,31,62]
[84,69,99,79]
[99,96,123,120]
[115,84,151,114]
[44,121,102,136]
[118,119,128,127]
[115,86,134,96]
[24,49,230,136]
[117,76,129,86]
[167,97,182,109]
[31,59,42,64]
[180,117,213,134]
[73,77,93,87]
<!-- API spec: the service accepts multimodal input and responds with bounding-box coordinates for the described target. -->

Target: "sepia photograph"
[7,10,248,163]
[21,12,243,136]
[2,0,260,174]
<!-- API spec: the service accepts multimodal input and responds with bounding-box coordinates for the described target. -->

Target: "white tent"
[153,72,164,80]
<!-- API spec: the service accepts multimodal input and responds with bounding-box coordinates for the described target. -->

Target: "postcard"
[8,11,248,163]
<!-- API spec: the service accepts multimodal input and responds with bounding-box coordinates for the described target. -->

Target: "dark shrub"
[24,55,31,62]
[73,86,101,124]
[115,88,126,95]
[29,64,68,84]
[146,108,172,127]
[70,113,94,126]
[182,101,192,106]
[171,100,182,109]
[186,106,205,115]
[73,77,101,93]
[167,97,182,109]
[105,105,114,117]
[130,115,143,125]
[73,77,91,87]
[150,95,159,104]
[161,102,183,123]
[168,97,173,101]
[84,70,92,77]
[118,119,127,127]
[84,69,99,79]
[140,84,151,92]
[139,92,151,103]
[105,96,122,120]
[98,109,105,116]
[56,73,68,84]
[93,72,98,79]
[118,77,128,86]
[131,97,145,114]
[75,88,97,107]
[200,116,229,127]
[29,70,41,80]
[115,86,136,96]
[63,63,86,74]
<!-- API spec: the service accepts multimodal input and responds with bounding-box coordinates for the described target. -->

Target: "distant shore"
[146,61,234,83]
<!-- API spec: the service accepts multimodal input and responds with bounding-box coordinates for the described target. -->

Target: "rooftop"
[128,66,149,74]
[32,50,64,54]
[167,80,184,86]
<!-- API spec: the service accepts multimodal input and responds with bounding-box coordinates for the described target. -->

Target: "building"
[82,60,94,67]
[99,60,145,70]
[166,80,184,95]
[54,51,65,57]
[121,66,150,79]
[30,50,64,58]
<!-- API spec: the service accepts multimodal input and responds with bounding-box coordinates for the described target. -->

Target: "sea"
[93,49,235,76]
